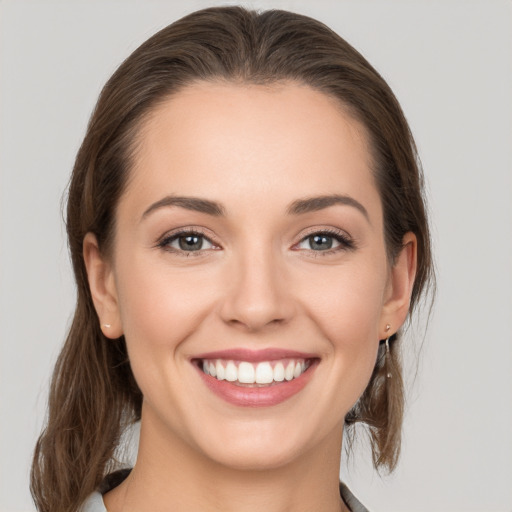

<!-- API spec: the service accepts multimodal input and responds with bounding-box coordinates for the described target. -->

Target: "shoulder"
[340,482,370,512]
[80,468,130,512]
[80,491,107,512]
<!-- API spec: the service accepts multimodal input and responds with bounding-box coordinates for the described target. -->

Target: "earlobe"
[381,232,417,337]
[83,232,123,339]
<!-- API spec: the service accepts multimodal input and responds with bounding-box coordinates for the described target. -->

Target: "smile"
[201,358,310,386]
[192,349,319,407]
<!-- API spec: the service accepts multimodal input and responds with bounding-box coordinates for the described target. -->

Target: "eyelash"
[157,228,219,257]
[156,227,355,257]
[293,228,356,256]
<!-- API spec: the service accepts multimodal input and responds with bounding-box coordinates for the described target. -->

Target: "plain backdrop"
[1,1,511,511]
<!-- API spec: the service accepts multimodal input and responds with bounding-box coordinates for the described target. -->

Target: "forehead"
[123,81,380,221]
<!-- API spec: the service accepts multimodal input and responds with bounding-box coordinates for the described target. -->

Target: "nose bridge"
[220,239,293,330]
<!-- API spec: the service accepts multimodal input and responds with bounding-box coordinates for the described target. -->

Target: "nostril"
[226,316,286,332]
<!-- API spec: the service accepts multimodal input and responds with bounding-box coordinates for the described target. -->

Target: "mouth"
[191,349,319,407]
[196,358,312,387]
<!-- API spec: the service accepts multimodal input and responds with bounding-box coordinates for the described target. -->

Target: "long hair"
[31,6,434,511]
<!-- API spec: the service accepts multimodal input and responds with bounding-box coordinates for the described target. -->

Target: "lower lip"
[195,361,318,407]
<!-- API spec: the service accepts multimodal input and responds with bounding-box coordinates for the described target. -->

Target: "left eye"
[163,233,215,252]
[296,233,343,251]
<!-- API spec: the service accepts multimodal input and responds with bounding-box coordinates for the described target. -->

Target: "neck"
[104,406,348,512]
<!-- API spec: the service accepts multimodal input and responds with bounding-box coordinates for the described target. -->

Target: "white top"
[80,491,106,512]
[80,483,368,512]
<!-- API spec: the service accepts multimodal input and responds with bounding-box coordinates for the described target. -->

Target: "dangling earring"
[384,324,392,379]
[385,337,392,379]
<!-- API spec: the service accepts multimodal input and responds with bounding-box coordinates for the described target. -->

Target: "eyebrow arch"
[141,195,225,220]
[287,194,370,221]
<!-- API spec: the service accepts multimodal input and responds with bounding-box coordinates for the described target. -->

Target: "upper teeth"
[202,359,308,384]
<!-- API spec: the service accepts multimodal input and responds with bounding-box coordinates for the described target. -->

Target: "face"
[86,82,414,471]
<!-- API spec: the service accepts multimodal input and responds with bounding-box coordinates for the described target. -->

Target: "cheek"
[116,267,215,347]
[112,257,221,416]
[304,259,388,342]
[299,258,387,399]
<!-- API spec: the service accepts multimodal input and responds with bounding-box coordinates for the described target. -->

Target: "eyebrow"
[141,196,225,220]
[287,194,370,221]
[141,193,369,222]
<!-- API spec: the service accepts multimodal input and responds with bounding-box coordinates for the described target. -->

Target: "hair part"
[31,6,434,511]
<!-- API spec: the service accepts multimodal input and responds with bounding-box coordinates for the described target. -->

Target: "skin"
[84,82,417,512]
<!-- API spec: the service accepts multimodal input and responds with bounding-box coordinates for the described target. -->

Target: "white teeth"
[255,362,273,384]
[225,361,237,382]
[285,362,295,381]
[273,362,285,382]
[238,362,255,383]
[216,361,225,380]
[201,358,310,385]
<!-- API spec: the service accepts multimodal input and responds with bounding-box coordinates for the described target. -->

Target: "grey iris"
[179,235,203,251]
[309,234,333,250]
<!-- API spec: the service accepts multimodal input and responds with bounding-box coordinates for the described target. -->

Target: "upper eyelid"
[157,227,217,244]
[296,226,352,241]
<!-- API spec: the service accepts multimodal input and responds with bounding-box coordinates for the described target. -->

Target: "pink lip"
[193,348,318,362]
[192,350,319,408]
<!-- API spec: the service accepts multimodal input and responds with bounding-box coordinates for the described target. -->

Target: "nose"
[219,248,295,332]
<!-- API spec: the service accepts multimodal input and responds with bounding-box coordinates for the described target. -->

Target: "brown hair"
[31,6,434,511]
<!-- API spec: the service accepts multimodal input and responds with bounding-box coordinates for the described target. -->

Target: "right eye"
[159,231,217,254]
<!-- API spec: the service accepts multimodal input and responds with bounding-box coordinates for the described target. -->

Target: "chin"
[186,414,325,472]
[202,436,305,472]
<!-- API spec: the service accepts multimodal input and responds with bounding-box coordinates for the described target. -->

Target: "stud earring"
[103,324,111,329]
[385,323,391,332]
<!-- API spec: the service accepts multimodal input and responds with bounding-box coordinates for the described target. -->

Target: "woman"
[31,6,434,512]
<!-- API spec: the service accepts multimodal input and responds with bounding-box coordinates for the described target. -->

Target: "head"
[32,6,433,511]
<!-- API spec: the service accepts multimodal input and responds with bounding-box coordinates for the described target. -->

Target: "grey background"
[1,1,511,511]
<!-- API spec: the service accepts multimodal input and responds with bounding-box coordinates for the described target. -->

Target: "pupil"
[179,235,203,251]
[310,234,332,250]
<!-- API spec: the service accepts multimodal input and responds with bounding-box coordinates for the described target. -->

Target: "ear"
[380,232,417,338]
[83,232,123,339]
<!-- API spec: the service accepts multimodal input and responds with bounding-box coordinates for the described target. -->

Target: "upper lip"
[192,348,318,362]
